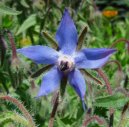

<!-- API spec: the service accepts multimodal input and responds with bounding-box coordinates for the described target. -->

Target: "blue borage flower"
[17,9,116,110]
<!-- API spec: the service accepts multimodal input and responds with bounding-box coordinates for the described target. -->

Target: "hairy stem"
[0,95,35,127]
[105,60,122,71]
[48,77,67,127]
[81,108,92,127]
[82,115,108,127]
[95,69,112,94]
[48,92,59,127]
[0,34,7,66]
[110,38,129,49]
[6,30,17,59]
[95,69,114,127]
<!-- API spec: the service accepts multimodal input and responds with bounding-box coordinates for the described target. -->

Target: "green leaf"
[0,111,30,127]
[16,14,36,35]
[56,117,66,127]
[94,94,129,109]
[0,2,21,15]
[20,0,29,8]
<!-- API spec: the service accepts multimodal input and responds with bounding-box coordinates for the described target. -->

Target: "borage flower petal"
[37,66,62,97]
[75,48,116,69]
[17,46,59,64]
[68,69,86,103]
[55,9,78,55]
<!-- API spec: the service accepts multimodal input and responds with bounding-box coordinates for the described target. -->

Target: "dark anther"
[60,61,69,71]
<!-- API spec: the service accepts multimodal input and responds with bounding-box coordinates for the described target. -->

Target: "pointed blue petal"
[17,45,59,64]
[68,69,86,101]
[80,48,116,60]
[55,9,78,55]
[75,48,116,69]
[37,66,62,97]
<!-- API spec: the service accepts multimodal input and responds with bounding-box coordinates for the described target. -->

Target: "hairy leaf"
[0,111,30,127]
[94,94,129,109]
[16,14,36,35]
[0,95,36,127]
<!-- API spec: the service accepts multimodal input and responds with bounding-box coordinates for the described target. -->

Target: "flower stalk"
[0,95,36,127]
[96,69,112,94]
[95,69,114,127]
[110,38,129,52]
[6,30,18,59]
[105,60,122,71]
[0,33,8,66]
[48,91,59,127]
[82,115,108,127]
[48,77,67,127]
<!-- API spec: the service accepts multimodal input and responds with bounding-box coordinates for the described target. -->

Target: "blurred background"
[0,0,129,127]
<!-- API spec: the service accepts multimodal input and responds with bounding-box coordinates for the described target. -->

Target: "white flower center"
[57,54,75,73]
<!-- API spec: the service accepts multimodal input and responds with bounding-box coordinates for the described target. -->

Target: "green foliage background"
[0,0,129,127]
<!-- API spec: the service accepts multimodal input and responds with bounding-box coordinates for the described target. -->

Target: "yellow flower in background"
[102,6,118,18]
[102,10,118,18]
[19,37,32,47]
